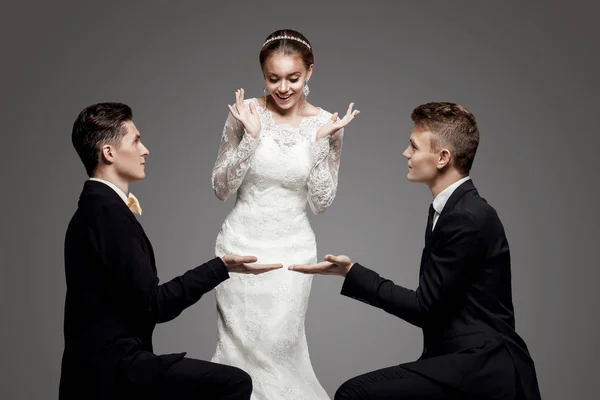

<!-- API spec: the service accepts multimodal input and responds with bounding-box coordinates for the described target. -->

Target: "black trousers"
[334,363,529,400]
[334,364,469,400]
[150,357,252,400]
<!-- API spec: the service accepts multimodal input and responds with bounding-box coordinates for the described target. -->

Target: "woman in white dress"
[210,29,359,400]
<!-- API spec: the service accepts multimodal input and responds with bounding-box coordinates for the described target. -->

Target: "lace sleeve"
[211,112,259,201]
[306,128,344,214]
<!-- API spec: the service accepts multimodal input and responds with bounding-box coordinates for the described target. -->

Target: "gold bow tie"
[124,192,142,216]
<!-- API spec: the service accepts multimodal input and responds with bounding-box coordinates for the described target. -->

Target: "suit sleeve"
[90,204,230,323]
[340,211,483,327]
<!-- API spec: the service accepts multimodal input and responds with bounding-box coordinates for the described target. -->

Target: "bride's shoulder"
[244,97,262,106]
[311,104,332,122]
[247,98,269,116]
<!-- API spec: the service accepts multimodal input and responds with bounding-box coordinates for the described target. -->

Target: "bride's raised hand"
[227,88,261,138]
[316,102,360,141]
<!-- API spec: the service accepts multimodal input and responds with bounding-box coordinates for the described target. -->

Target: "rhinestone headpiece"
[262,35,311,50]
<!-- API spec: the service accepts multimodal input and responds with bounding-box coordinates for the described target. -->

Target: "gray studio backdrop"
[1,1,598,399]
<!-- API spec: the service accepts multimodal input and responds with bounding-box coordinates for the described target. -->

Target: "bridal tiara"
[262,35,311,50]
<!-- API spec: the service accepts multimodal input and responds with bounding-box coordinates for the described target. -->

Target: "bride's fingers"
[230,104,244,120]
[237,88,246,113]
[235,89,246,114]
[228,104,239,118]
[340,109,360,125]
[330,112,339,122]
[346,102,354,116]
[235,89,243,113]
[233,91,239,114]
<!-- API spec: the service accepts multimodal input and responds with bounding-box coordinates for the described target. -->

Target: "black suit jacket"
[59,180,229,399]
[341,180,541,400]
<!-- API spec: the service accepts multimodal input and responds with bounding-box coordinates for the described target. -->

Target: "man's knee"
[334,377,362,400]
[223,366,252,397]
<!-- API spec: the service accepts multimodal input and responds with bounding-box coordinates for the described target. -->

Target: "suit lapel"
[422,180,478,258]
[428,180,478,242]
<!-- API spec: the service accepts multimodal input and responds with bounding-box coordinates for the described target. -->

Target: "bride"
[209,29,359,399]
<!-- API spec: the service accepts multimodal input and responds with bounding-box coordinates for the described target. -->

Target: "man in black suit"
[60,102,282,400]
[290,103,542,400]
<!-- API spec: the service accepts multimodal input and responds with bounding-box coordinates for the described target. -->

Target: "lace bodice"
[211,98,343,214]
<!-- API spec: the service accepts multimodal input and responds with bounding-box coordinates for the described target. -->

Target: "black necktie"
[427,204,435,232]
[425,204,435,247]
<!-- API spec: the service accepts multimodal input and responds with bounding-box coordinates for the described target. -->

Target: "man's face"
[111,121,149,182]
[402,126,440,184]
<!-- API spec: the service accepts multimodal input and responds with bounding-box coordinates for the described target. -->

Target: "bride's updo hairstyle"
[259,29,314,70]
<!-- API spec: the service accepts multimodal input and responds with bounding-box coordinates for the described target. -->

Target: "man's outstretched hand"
[288,254,353,277]
[221,255,283,274]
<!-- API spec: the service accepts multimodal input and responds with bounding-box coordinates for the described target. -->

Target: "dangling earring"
[263,87,269,105]
[303,80,310,98]
[302,80,310,109]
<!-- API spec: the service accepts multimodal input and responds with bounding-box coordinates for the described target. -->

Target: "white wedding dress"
[210,97,343,400]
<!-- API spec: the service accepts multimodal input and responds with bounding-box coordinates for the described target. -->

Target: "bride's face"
[262,53,313,111]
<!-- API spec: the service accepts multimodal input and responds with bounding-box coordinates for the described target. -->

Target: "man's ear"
[100,144,115,165]
[437,148,452,169]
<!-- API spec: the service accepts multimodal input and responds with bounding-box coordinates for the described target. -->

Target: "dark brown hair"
[259,29,314,70]
[411,102,479,173]
[71,102,132,176]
